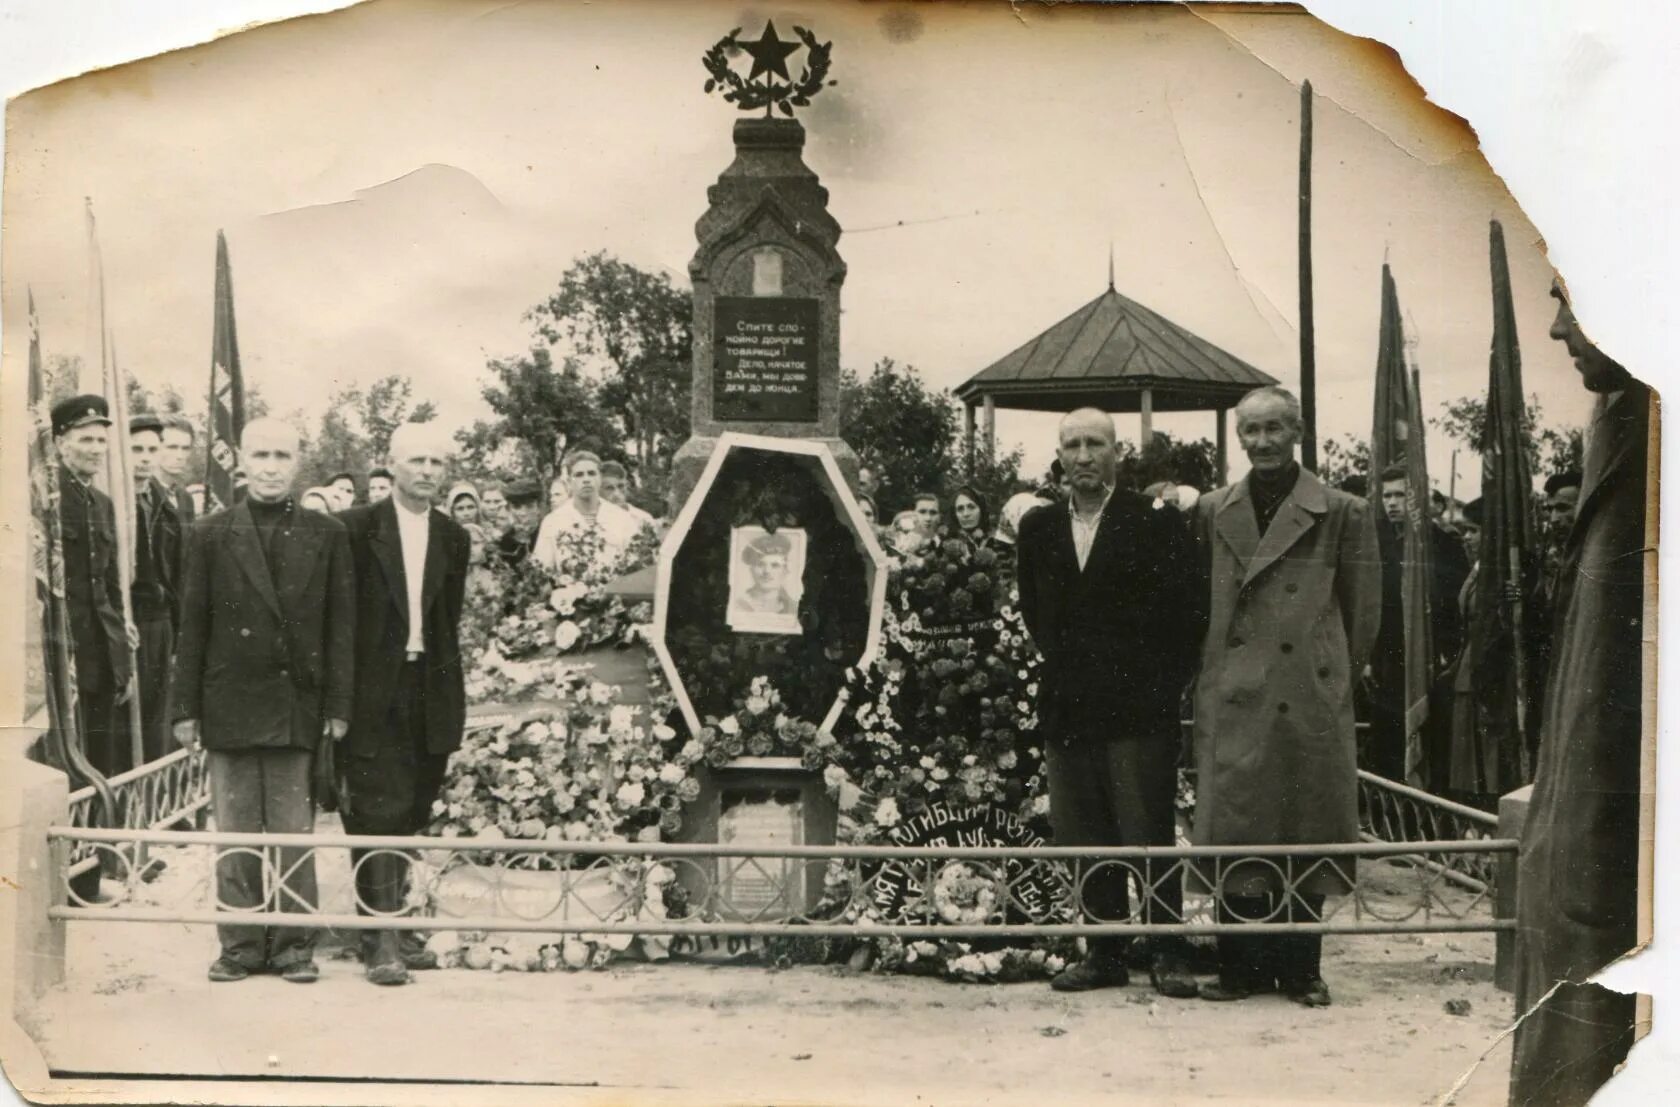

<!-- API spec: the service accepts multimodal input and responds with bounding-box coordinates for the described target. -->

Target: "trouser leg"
[1103,730,1187,959]
[341,661,432,967]
[208,751,269,969]
[1044,738,1127,962]
[260,748,319,968]
[135,618,174,765]
[1215,893,1276,988]
[1274,892,1326,985]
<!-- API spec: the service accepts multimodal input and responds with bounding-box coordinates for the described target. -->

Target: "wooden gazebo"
[955,279,1278,484]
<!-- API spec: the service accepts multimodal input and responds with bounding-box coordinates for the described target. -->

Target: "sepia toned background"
[1,0,1674,1102]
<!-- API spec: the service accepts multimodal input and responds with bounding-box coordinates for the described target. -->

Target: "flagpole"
[87,199,145,768]
[1298,79,1318,471]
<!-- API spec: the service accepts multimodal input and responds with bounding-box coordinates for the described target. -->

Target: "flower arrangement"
[463,523,658,705]
[429,668,696,848]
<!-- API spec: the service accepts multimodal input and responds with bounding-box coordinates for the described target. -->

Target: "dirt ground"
[17,843,1515,1106]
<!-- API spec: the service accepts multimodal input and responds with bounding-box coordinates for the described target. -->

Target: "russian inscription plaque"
[713,296,820,422]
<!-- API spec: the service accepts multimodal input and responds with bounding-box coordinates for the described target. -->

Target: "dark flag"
[206,230,246,510]
[1469,220,1536,785]
[1369,263,1434,786]
[28,288,118,818]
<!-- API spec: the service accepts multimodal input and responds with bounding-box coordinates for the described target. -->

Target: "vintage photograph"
[727,525,807,634]
[0,1,1663,1104]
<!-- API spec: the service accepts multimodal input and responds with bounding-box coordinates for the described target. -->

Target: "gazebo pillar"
[1139,388,1154,449]
[964,402,977,469]
[982,394,995,460]
[1215,405,1229,485]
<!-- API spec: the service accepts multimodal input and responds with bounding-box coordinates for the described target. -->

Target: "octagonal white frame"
[650,433,891,738]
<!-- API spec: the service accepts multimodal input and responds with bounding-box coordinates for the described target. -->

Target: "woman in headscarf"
[948,485,994,552]
[447,482,481,527]
[993,490,1048,549]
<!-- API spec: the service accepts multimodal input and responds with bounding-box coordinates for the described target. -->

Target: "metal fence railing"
[64,748,211,879]
[49,826,1513,938]
[1356,769,1501,894]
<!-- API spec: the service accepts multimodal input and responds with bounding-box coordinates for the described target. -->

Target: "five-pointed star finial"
[742,19,800,82]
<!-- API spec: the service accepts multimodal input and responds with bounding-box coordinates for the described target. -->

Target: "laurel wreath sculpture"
[703,25,835,117]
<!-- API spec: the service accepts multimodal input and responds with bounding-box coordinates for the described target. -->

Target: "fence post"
[1494,784,1532,993]
[1,747,70,1028]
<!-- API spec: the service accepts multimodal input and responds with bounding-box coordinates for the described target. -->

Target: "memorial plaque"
[713,296,820,423]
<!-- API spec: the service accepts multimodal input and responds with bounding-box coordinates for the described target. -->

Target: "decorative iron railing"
[64,749,212,878]
[1356,770,1501,893]
[50,827,1512,937]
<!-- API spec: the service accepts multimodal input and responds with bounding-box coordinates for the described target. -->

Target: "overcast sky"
[1,0,1592,494]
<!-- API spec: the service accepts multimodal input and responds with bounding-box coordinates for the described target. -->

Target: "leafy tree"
[839,358,961,514]
[473,346,622,489]
[298,374,435,490]
[1318,433,1371,491]
[1116,432,1216,492]
[1431,392,1584,481]
[527,252,692,471]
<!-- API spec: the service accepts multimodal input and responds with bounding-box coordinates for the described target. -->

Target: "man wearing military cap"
[128,412,183,764]
[493,479,542,567]
[50,394,137,778]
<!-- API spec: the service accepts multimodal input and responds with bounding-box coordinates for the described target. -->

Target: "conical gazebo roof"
[955,284,1277,413]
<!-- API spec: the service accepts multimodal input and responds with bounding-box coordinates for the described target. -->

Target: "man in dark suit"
[337,421,471,986]
[51,394,136,780]
[1016,408,1204,997]
[158,414,198,525]
[127,413,183,765]
[173,417,355,984]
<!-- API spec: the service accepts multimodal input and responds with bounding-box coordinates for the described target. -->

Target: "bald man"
[173,418,355,984]
[1016,407,1204,996]
[336,421,471,985]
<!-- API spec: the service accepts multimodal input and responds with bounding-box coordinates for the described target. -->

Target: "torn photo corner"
[0,1,1667,1105]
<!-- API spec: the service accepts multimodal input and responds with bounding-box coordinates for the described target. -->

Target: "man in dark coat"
[158,414,198,525]
[337,421,471,986]
[127,413,183,765]
[1190,386,1381,1007]
[1016,407,1203,997]
[1508,284,1650,1106]
[1369,463,1470,786]
[173,418,355,984]
[50,394,136,780]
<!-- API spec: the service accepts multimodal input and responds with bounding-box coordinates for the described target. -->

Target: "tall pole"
[1298,79,1318,471]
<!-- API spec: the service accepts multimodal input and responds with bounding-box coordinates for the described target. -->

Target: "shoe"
[366,960,411,986]
[1198,975,1270,1001]
[1149,953,1199,999]
[402,948,440,971]
[278,960,320,984]
[207,957,252,983]
[1281,976,1333,1007]
[1050,957,1129,992]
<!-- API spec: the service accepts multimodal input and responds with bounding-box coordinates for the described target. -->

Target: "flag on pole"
[206,230,246,511]
[1469,219,1536,787]
[87,199,145,768]
[1369,263,1435,786]
[28,287,119,815]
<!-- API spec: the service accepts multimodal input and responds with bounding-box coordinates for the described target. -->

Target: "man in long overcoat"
[1017,407,1204,997]
[337,421,471,985]
[1507,285,1650,1106]
[128,413,184,765]
[1190,386,1380,1006]
[173,418,355,983]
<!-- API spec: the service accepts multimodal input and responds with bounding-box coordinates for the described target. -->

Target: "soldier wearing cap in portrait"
[127,412,184,764]
[50,394,137,778]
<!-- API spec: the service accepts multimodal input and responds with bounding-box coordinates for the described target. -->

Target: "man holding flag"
[50,394,136,777]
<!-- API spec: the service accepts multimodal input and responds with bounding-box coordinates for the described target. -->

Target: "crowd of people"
[38,282,1645,1098]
